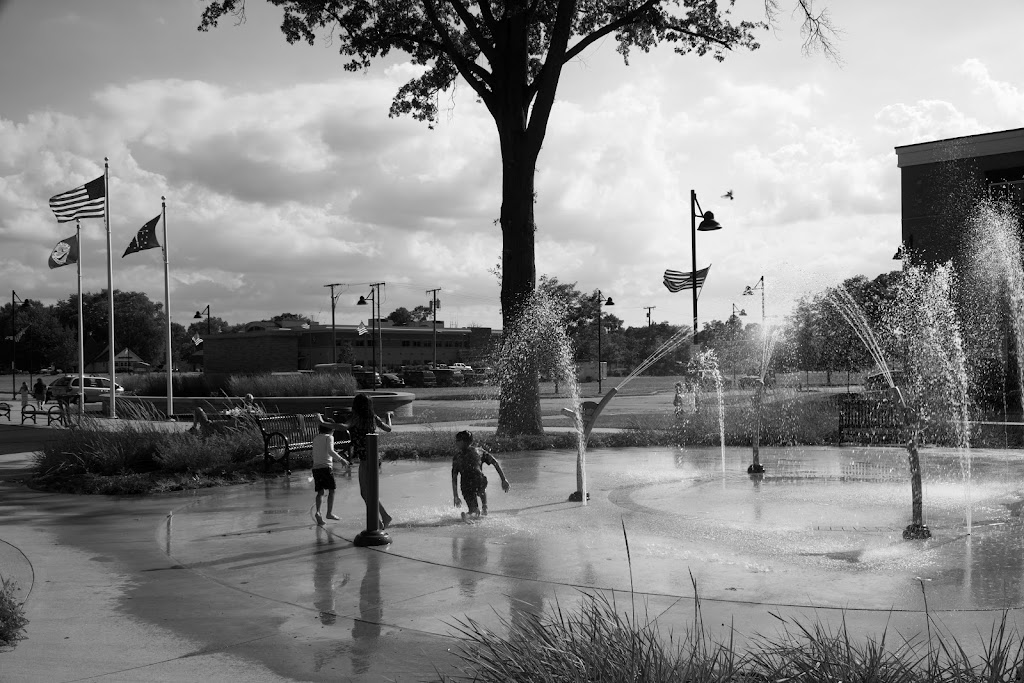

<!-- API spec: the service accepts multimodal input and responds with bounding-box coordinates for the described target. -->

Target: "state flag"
[122,215,161,257]
[192,333,203,347]
[49,176,105,223]
[48,234,80,269]
[357,323,368,336]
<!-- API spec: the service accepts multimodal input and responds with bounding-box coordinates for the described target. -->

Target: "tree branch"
[477,0,496,31]
[525,0,575,148]
[420,0,497,103]
[561,0,660,66]
[443,0,497,63]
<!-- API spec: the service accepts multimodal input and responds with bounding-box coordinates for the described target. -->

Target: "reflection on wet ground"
[162,446,1024,622]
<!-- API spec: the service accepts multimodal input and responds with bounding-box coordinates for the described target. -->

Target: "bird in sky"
[722,190,734,200]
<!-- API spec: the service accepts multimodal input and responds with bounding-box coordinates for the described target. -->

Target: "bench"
[0,402,9,421]
[254,413,340,474]
[46,404,70,426]
[20,405,43,425]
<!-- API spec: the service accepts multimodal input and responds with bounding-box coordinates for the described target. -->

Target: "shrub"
[118,373,213,397]
[0,576,28,649]
[226,372,357,398]
[31,408,265,494]
[118,371,358,398]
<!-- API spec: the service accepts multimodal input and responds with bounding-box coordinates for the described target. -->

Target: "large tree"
[199,0,835,434]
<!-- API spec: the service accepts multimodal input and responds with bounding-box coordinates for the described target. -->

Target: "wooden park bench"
[254,413,341,474]
[0,402,9,421]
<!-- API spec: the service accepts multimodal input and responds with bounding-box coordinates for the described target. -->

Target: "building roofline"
[895,128,1024,168]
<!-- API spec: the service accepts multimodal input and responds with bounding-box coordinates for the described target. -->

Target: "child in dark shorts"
[451,430,510,520]
[311,423,350,526]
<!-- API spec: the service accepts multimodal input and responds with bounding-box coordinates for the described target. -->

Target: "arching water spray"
[828,261,973,539]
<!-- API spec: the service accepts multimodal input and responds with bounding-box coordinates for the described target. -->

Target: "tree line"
[1,271,898,378]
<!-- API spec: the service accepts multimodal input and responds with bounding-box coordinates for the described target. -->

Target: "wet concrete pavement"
[5,420,1024,681]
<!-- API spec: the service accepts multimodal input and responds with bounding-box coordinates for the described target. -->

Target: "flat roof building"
[202,318,501,377]
[895,127,1024,266]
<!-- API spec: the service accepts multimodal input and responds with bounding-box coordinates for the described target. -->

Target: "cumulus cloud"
[956,59,1024,118]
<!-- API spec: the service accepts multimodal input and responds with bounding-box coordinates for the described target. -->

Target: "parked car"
[353,371,382,389]
[402,369,437,388]
[381,373,405,388]
[432,368,465,387]
[450,362,473,372]
[45,375,125,403]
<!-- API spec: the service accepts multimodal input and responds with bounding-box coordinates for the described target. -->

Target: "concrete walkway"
[3,420,1024,681]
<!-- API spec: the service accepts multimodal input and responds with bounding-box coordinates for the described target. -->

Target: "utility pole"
[426,288,440,369]
[644,306,656,327]
[324,283,342,364]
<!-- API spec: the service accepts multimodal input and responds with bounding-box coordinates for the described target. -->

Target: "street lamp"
[596,290,614,394]
[9,291,28,399]
[742,276,765,325]
[194,305,211,335]
[357,282,384,389]
[690,189,723,345]
[731,303,746,319]
[324,283,342,364]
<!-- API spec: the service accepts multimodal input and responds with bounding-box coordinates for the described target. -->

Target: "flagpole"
[77,220,85,418]
[161,197,173,419]
[104,157,117,418]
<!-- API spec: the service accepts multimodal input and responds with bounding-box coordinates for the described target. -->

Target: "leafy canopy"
[200,1,837,128]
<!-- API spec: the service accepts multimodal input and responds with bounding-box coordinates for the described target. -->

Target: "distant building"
[895,127,1024,266]
[202,318,501,377]
[85,347,150,374]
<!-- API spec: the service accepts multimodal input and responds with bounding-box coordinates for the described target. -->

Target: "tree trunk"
[495,112,543,436]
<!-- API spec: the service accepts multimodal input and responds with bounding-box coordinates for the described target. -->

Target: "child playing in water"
[311,422,351,526]
[452,430,510,521]
[673,382,684,415]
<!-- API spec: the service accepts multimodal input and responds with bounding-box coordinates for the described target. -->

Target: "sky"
[1,1,1022,336]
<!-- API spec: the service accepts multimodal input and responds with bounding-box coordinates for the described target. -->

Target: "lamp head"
[194,311,202,319]
[604,297,615,306]
[697,211,722,231]
[743,286,753,296]
[356,296,368,306]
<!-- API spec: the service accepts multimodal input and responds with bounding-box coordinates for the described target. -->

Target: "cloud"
[956,58,1024,118]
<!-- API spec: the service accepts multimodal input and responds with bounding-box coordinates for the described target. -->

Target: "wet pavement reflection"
[151,445,1024,675]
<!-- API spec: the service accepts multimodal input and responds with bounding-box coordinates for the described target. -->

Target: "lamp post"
[324,283,342,364]
[596,290,614,394]
[731,303,746,320]
[690,189,723,345]
[194,305,211,336]
[9,291,27,399]
[742,276,765,325]
[357,283,384,389]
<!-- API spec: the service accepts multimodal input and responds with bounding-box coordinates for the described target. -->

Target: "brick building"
[202,318,501,376]
[895,127,1024,266]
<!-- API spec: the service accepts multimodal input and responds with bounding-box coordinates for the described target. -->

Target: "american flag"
[49,175,106,223]
[191,333,203,347]
[4,326,29,342]
[663,266,710,293]
[357,323,368,336]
